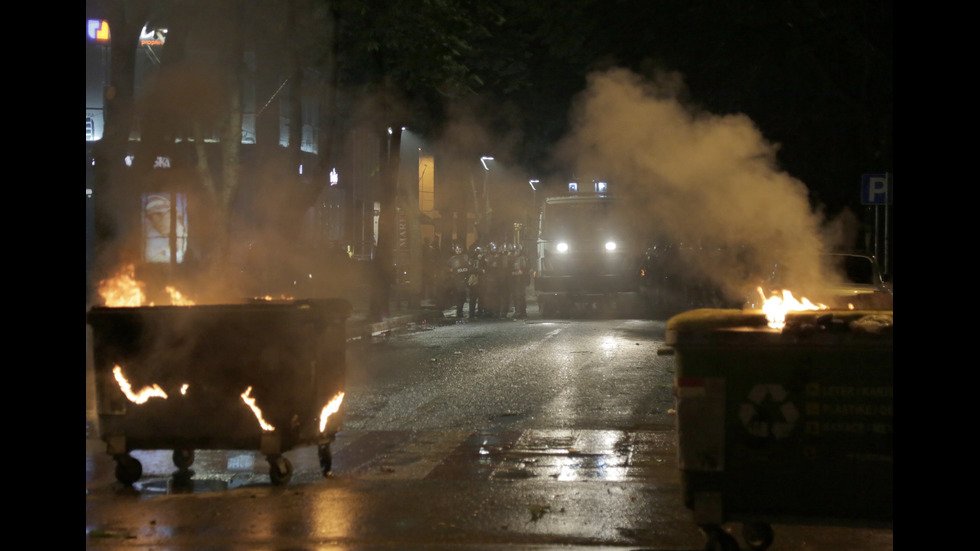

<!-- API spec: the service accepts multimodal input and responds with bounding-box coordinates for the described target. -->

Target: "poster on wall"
[142,192,187,264]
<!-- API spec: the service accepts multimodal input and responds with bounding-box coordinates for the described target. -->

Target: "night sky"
[473,0,892,219]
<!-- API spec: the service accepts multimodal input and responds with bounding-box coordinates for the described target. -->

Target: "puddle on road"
[134,472,261,494]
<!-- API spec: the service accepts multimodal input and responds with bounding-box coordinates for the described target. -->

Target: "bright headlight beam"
[556,242,569,253]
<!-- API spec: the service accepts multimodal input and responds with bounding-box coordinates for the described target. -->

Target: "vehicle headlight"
[605,241,617,251]
[556,242,569,253]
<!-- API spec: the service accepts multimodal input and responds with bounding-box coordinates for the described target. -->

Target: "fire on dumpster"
[88,263,353,486]
[112,365,168,404]
[756,287,827,330]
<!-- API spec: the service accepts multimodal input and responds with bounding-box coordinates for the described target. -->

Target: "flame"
[757,287,827,330]
[255,295,294,302]
[165,286,195,306]
[98,265,146,307]
[113,365,168,403]
[318,392,345,433]
[97,265,196,306]
[241,386,276,431]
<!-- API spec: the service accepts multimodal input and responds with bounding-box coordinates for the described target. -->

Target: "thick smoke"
[556,68,853,304]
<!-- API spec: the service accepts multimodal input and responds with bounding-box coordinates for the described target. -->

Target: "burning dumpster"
[87,298,352,486]
[664,308,892,551]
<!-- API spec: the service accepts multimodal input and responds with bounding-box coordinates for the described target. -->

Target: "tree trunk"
[402,148,423,309]
[369,125,401,321]
[93,0,147,274]
[215,2,245,272]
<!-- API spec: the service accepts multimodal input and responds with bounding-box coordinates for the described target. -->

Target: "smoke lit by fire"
[98,265,146,307]
[557,68,856,303]
[165,286,195,305]
[757,287,827,330]
[97,265,195,307]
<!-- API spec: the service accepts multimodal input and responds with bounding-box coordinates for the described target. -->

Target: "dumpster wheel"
[318,444,332,476]
[114,454,143,486]
[267,455,293,485]
[742,522,774,550]
[701,525,740,551]
[172,449,195,471]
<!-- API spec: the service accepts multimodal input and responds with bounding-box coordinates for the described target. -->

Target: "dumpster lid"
[665,308,893,345]
[87,298,354,324]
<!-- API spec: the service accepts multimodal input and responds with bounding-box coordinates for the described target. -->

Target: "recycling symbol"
[738,384,799,439]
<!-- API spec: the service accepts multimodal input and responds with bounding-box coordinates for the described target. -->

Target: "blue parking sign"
[861,173,892,205]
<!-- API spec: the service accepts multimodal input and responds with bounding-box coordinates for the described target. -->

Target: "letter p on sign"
[861,173,892,205]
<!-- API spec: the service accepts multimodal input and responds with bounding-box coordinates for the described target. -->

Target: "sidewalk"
[344,295,449,341]
[343,283,537,341]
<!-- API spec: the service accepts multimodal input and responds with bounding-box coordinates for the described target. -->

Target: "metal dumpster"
[664,308,892,551]
[87,298,352,486]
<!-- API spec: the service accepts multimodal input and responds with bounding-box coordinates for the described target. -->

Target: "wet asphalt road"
[86,299,893,550]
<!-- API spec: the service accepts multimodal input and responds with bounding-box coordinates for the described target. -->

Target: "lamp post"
[480,156,493,241]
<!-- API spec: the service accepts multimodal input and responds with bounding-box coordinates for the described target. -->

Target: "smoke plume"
[556,68,854,303]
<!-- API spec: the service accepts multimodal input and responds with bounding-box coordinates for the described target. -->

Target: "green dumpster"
[665,309,892,551]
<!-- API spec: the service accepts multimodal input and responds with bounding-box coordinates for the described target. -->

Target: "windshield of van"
[541,200,623,239]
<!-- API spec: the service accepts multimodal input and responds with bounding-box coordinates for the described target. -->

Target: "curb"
[345,308,448,341]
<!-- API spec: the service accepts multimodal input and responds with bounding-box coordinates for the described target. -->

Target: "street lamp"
[480,156,493,240]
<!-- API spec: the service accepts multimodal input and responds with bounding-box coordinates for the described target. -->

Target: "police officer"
[496,243,514,317]
[510,243,529,319]
[447,242,473,318]
[483,242,503,318]
[468,244,487,317]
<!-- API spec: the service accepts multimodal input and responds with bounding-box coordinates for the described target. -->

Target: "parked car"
[818,252,892,309]
[743,252,892,310]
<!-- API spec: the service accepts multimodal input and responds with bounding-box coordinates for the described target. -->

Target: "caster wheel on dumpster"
[114,454,143,486]
[268,455,293,485]
[318,444,332,476]
[701,526,740,551]
[742,522,774,550]
[172,449,195,471]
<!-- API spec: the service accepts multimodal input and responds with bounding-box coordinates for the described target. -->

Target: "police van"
[533,181,643,316]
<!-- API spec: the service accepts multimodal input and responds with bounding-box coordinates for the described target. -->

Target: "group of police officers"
[445,241,530,320]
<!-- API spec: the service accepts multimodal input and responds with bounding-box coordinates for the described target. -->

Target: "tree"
[91,0,150,279]
[331,0,503,319]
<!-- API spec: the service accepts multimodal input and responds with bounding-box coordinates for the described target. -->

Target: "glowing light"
[605,241,617,251]
[165,286,195,305]
[98,265,146,307]
[88,20,110,42]
[556,242,569,253]
[113,365,167,404]
[241,386,276,432]
[757,287,827,330]
[319,392,345,433]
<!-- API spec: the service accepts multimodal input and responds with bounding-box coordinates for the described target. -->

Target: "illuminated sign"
[330,168,339,186]
[142,193,188,264]
[139,25,166,46]
[87,20,110,43]
[568,182,578,192]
